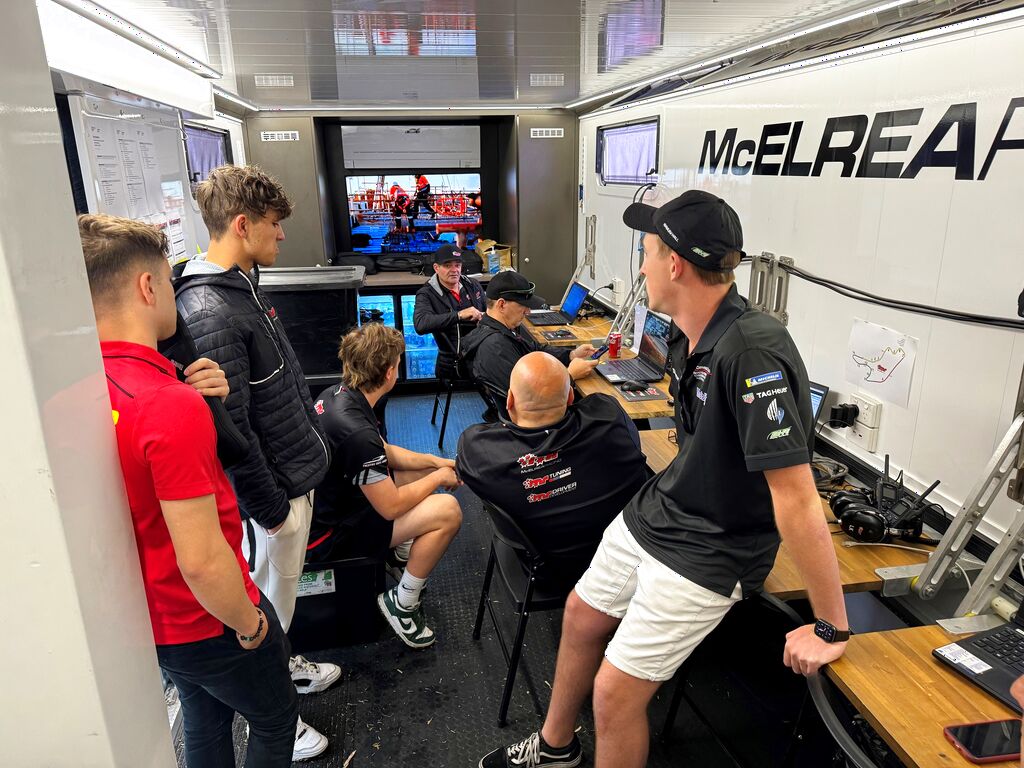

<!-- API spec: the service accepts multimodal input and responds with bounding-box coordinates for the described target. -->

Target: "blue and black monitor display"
[346,173,482,256]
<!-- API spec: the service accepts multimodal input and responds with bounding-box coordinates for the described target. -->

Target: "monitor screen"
[639,311,670,370]
[809,382,829,422]
[345,172,481,256]
[562,282,589,318]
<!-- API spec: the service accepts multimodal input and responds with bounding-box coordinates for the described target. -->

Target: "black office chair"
[472,500,572,727]
[430,358,464,450]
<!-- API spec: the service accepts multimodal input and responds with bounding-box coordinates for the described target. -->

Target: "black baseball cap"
[432,243,463,265]
[622,190,744,271]
[485,271,546,309]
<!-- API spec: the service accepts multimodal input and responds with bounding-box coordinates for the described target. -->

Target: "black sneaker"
[478,732,582,768]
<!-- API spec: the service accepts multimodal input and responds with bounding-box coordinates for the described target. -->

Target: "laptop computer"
[596,311,670,384]
[809,381,830,423]
[933,613,1024,714]
[527,281,589,326]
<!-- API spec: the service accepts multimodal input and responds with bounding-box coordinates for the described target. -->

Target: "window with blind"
[596,119,659,185]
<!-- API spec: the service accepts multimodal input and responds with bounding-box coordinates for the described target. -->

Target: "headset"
[829,473,940,544]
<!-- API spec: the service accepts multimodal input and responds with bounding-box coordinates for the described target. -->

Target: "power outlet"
[848,421,879,453]
[850,391,882,429]
[611,277,625,306]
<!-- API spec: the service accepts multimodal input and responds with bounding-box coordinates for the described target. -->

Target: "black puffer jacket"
[175,265,330,529]
[461,315,573,396]
[412,274,485,376]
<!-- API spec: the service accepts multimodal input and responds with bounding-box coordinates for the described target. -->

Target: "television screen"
[599,0,664,73]
[345,172,481,255]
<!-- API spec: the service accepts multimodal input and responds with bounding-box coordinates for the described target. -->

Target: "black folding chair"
[472,500,572,727]
[430,360,464,450]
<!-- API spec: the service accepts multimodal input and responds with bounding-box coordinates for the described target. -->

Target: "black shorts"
[306,508,394,565]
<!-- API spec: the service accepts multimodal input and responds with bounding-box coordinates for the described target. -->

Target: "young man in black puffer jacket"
[175,165,337,761]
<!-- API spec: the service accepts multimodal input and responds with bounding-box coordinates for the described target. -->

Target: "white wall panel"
[579,15,1024,538]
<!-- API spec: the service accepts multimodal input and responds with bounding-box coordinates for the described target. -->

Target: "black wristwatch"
[814,618,851,643]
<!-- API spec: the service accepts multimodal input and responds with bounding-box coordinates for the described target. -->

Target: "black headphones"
[829,489,925,543]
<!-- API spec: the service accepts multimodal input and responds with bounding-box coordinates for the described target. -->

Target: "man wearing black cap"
[461,271,600,398]
[479,191,848,768]
[412,243,486,379]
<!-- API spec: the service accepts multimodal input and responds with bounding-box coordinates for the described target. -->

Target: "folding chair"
[472,500,572,727]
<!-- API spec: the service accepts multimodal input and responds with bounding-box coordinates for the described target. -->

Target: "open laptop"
[527,281,589,326]
[934,612,1024,714]
[596,311,670,384]
[809,381,830,423]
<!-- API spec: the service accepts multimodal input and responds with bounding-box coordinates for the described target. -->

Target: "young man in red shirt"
[79,214,318,765]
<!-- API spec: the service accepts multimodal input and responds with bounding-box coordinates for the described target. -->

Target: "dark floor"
[176,392,739,768]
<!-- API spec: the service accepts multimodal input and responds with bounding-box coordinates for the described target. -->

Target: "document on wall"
[86,119,130,217]
[631,306,648,353]
[844,319,918,407]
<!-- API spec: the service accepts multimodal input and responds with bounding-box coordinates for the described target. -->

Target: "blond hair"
[196,164,293,238]
[77,214,167,307]
[339,323,405,391]
[693,250,742,286]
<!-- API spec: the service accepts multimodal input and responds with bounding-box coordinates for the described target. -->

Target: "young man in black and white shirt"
[309,323,463,648]
[480,191,849,768]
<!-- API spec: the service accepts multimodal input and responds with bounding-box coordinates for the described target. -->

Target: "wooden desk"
[525,315,612,347]
[827,626,1018,768]
[577,363,673,420]
[637,429,932,599]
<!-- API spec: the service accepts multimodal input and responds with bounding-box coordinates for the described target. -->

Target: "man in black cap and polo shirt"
[461,271,600,397]
[412,243,486,380]
[479,190,849,768]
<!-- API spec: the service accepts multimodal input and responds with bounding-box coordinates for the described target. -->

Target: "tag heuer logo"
[742,393,755,404]
[768,427,792,440]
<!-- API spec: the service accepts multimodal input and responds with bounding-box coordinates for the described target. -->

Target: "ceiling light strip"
[213,87,259,111]
[566,0,918,110]
[582,6,1024,119]
[261,104,564,113]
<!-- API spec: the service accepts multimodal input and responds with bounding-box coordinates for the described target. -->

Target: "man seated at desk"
[461,271,600,397]
[457,352,648,588]
[412,243,486,380]
[307,323,463,649]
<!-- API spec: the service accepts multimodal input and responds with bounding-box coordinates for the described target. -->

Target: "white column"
[0,2,175,765]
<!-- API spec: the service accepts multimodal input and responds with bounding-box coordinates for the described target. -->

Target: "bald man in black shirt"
[457,352,647,588]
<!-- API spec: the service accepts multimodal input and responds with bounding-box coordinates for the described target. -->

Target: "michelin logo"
[745,371,783,388]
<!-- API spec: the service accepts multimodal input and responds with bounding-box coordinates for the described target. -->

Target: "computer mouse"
[620,380,647,392]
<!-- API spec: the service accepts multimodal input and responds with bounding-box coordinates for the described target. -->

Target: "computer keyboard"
[970,627,1024,672]
[528,312,564,324]
[612,359,653,379]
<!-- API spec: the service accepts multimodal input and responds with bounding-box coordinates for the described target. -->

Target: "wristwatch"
[814,618,851,643]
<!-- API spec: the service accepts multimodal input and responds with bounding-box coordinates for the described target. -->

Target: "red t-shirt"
[416,175,429,190]
[101,341,259,645]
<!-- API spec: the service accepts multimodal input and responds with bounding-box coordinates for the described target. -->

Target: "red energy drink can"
[608,332,622,358]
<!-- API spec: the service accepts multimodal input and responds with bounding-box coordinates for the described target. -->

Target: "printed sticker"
[746,371,783,388]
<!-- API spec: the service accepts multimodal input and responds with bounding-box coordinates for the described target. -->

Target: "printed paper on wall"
[845,319,918,407]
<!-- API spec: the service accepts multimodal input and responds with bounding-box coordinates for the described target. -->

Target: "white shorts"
[575,512,742,682]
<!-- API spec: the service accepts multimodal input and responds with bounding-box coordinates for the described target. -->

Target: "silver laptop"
[527,281,589,326]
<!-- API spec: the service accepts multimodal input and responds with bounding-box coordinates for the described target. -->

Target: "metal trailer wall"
[577,11,1024,541]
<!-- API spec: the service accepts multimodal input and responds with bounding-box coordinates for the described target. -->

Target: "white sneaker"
[289,655,341,695]
[293,716,328,762]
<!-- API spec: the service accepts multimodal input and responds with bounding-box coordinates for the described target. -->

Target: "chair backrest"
[481,500,545,571]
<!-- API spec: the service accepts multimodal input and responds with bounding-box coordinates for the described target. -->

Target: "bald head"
[507,352,573,426]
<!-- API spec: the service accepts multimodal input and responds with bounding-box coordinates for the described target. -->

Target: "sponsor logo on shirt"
[267,306,277,320]
[695,388,708,404]
[362,454,387,468]
[111,409,120,425]
[517,451,559,472]
[741,393,755,405]
[527,481,578,504]
[693,366,711,383]
[767,398,785,424]
[314,399,325,415]
[745,371,783,388]
[522,467,573,490]
[755,387,788,399]
[768,427,792,440]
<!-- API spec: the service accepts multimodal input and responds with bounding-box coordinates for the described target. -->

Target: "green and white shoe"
[377,587,436,649]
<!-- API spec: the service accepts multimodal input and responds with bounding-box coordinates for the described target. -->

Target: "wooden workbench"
[524,315,612,347]
[576,355,674,420]
[827,625,1018,767]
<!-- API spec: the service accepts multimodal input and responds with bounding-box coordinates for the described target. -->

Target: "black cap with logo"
[622,190,744,271]
[432,243,464,265]
[485,271,547,309]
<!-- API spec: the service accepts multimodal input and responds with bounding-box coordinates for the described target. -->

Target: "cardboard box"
[477,238,515,273]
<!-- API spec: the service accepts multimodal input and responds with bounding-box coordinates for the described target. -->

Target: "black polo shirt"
[309,385,392,558]
[457,394,648,586]
[623,284,813,597]
[466,315,573,395]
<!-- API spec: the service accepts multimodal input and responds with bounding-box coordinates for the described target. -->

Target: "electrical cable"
[627,183,657,290]
[768,260,1024,332]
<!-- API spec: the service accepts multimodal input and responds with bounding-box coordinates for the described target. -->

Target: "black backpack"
[375,254,427,273]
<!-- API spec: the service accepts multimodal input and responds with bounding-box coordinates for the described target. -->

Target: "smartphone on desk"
[589,344,610,360]
[944,719,1021,763]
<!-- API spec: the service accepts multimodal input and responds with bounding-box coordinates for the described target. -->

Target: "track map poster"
[845,319,918,407]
